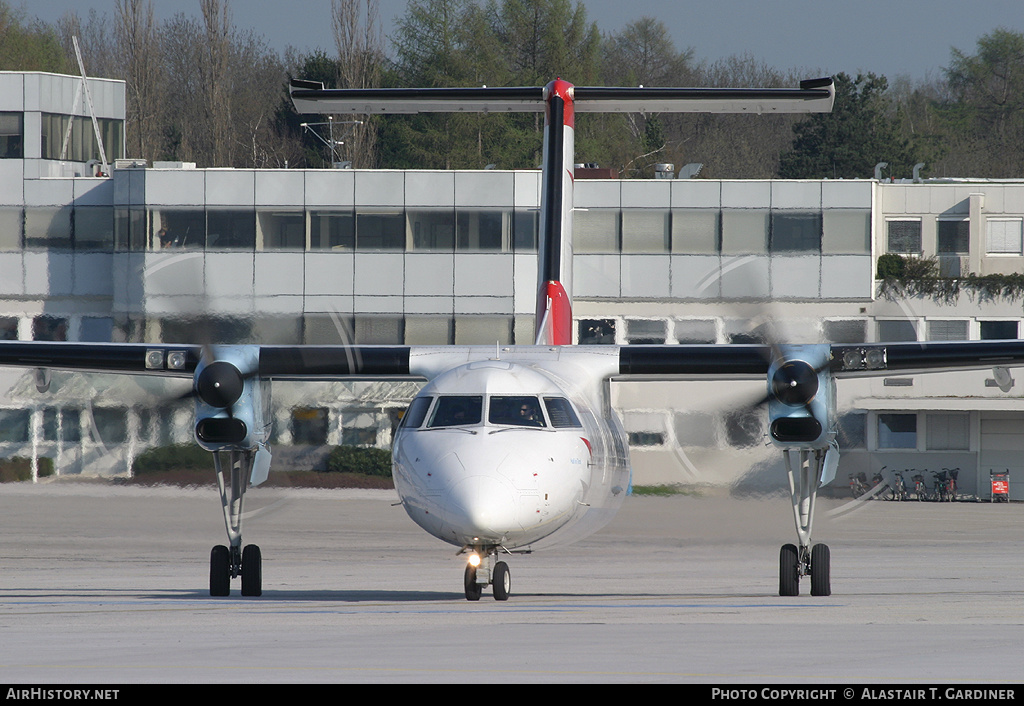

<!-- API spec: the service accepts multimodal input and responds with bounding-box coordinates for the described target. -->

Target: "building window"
[207,209,255,250]
[621,209,669,253]
[353,315,403,344]
[40,113,123,163]
[0,112,23,158]
[822,209,870,254]
[74,206,115,251]
[625,318,666,344]
[573,209,619,253]
[937,220,969,254]
[0,317,17,340]
[673,319,716,344]
[90,407,128,444]
[513,210,538,251]
[0,409,30,442]
[721,210,768,254]
[926,413,969,450]
[310,210,354,250]
[877,413,916,449]
[405,316,453,345]
[986,218,1023,254]
[628,431,665,447]
[457,209,508,251]
[770,212,821,252]
[927,320,968,341]
[33,316,67,341]
[292,407,329,445]
[408,208,455,251]
[887,219,922,254]
[823,319,867,344]
[877,320,917,342]
[355,210,404,250]
[837,413,867,449]
[25,207,72,249]
[258,210,305,250]
[578,318,615,345]
[671,209,719,254]
[115,207,146,251]
[454,316,512,345]
[152,209,205,249]
[980,320,1018,340]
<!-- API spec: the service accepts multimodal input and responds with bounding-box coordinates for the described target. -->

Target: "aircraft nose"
[446,475,519,541]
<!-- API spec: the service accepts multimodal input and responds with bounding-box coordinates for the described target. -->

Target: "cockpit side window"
[401,396,433,429]
[488,396,546,427]
[543,397,583,428]
[428,395,483,427]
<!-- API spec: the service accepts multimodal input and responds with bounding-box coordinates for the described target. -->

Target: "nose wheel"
[463,551,510,601]
[780,448,832,597]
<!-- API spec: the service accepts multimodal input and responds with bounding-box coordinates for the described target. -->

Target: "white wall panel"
[770,256,820,299]
[407,171,453,207]
[573,254,620,297]
[456,171,514,206]
[354,171,404,206]
[670,255,722,299]
[304,252,353,296]
[404,253,453,296]
[206,170,254,206]
[255,171,304,206]
[454,254,512,296]
[353,253,403,295]
[204,253,254,297]
[719,255,769,298]
[820,255,873,299]
[254,253,304,296]
[620,255,670,298]
[305,170,354,207]
[73,254,113,296]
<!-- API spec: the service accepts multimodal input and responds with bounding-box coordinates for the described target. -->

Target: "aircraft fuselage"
[392,349,631,552]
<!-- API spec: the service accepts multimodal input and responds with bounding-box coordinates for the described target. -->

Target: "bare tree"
[200,0,233,166]
[112,0,163,161]
[331,0,384,167]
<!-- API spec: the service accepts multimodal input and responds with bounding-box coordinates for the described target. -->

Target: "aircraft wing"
[289,78,835,115]
[615,340,1024,378]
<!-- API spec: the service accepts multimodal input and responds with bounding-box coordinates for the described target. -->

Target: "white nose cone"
[446,475,519,542]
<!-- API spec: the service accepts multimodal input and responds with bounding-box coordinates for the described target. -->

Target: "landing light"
[468,553,481,567]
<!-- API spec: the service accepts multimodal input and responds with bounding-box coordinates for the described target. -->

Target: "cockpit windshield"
[488,396,546,427]
[427,396,483,427]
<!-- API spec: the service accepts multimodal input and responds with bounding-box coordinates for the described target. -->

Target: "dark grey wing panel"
[0,341,200,375]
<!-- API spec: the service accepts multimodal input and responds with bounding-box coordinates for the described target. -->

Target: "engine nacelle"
[192,346,271,453]
[767,344,834,449]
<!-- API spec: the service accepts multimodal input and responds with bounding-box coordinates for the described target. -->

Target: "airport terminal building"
[1,71,1022,499]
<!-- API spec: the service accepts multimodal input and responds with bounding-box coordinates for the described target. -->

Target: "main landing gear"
[210,449,262,597]
[463,548,510,601]
[779,448,831,597]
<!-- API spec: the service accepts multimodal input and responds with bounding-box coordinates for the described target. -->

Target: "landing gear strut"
[779,448,831,596]
[463,549,510,601]
[210,449,262,596]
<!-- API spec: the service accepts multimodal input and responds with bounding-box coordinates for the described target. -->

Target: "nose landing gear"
[462,549,511,601]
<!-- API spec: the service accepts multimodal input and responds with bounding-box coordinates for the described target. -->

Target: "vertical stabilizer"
[535,79,576,346]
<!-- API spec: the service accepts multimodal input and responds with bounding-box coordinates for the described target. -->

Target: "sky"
[23,0,1024,82]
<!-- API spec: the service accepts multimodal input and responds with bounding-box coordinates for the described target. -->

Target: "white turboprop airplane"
[3,77,1024,601]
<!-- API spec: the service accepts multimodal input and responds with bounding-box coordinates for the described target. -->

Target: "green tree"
[0,2,69,72]
[942,28,1024,176]
[779,72,921,179]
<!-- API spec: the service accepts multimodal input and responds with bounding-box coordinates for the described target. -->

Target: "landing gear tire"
[210,545,230,597]
[464,563,482,601]
[810,543,831,597]
[493,561,510,601]
[779,543,799,597]
[241,544,262,597]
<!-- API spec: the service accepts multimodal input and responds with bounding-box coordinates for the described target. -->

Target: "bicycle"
[849,472,869,498]
[911,471,928,501]
[941,467,960,502]
[888,468,908,501]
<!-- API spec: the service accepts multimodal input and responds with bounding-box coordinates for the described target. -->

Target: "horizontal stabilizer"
[290,78,835,115]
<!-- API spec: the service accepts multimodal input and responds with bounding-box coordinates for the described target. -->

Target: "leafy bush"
[0,456,54,482]
[132,444,213,475]
[325,445,392,478]
[876,253,906,280]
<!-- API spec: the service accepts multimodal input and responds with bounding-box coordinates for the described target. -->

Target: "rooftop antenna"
[299,116,363,168]
[61,37,109,176]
